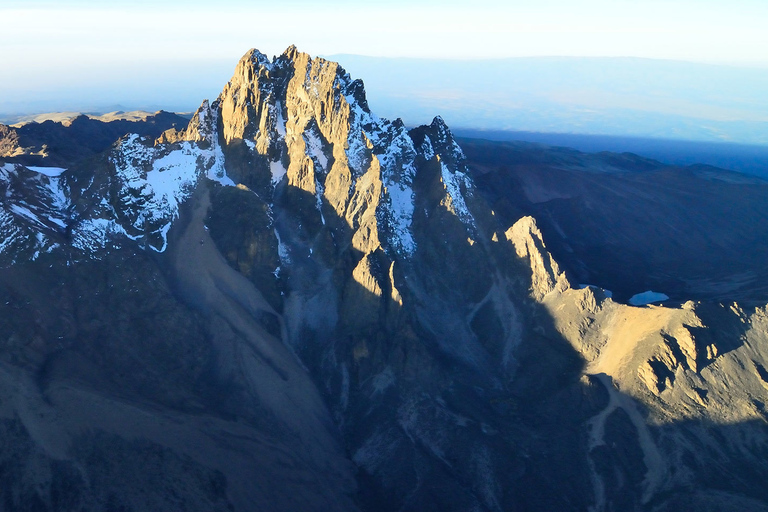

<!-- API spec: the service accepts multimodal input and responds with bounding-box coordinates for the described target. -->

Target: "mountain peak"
[244,48,272,69]
[281,44,300,60]
[506,215,570,300]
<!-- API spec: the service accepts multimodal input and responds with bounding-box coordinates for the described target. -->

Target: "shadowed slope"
[462,137,768,303]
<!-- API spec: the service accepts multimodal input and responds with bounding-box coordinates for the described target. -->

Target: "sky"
[3,0,768,65]
[1,0,767,138]
[336,56,768,144]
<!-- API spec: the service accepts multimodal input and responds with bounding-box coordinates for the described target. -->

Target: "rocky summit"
[1,47,768,512]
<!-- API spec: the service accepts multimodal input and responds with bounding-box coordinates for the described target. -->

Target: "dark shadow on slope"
[237,154,608,510]
[1,112,189,168]
[256,158,768,511]
[460,137,768,305]
[685,302,752,370]
[587,374,768,512]
[0,178,358,511]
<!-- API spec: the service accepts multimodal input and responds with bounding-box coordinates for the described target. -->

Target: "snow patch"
[345,130,369,175]
[344,95,379,175]
[374,126,418,256]
[9,204,45,228]
[275,102,287,137]
[371,367,395,395]
[420,135,435,160]
[47,216,66,228]
[385,181,416,254]
[315,181,326,224]
[304,129,328,170]
[440,161,475,226]
[72,218,127,253]
[274,228,291,264]
[0,162,70,262]
[270,159,287,185]
[110,137,197,251]
[109,131,234,252]
[199,108,234,186]
[47,178,68,211]
[145,149,199,209]
[26,166,66,177]
[204,139,234,186]
[0,210,22,254]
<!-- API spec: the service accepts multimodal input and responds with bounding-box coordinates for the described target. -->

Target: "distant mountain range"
[454,128,768,179]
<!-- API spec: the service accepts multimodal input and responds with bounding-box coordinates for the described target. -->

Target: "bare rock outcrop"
[506,215,570,301]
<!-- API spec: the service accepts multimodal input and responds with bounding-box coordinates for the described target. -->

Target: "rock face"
[1,47,768,511]
[506,216,570,301]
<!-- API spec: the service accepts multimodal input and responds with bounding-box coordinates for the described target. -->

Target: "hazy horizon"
[2,1,767,147]
[3,54,767,148]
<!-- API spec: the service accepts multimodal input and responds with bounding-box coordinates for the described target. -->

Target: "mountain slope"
[462,137,768,303]
[0,110,188,168]
[1,47,767,512]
